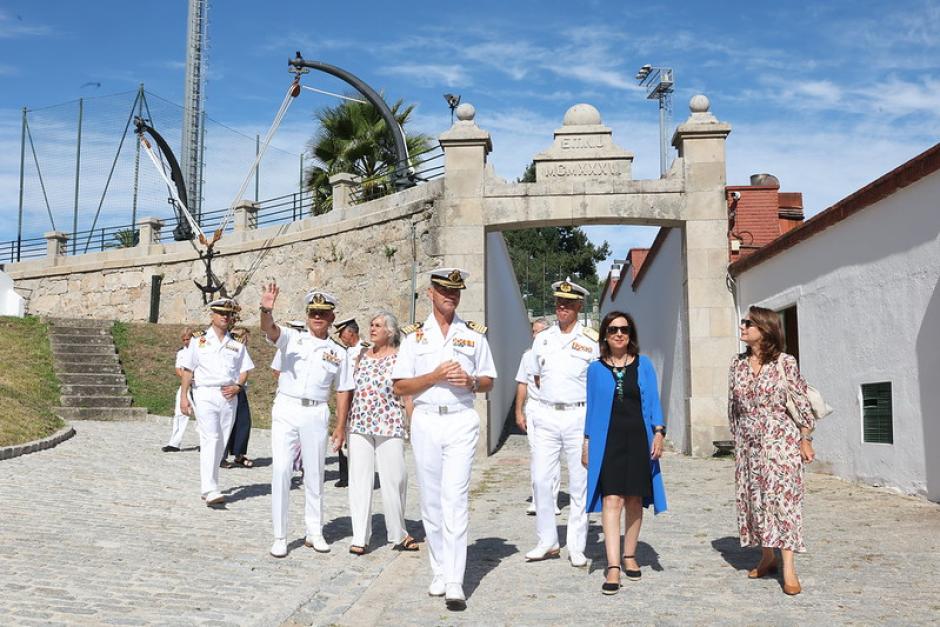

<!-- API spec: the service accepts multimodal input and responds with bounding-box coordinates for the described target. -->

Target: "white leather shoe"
[304,534,330,553]
[525,543,561,561]
[427,576,446,597]
[270,538,287,558]
[569,550,588,568]
[526,502,536,515]
[205,491,225,506]
[554,504,562,515]
[444,583,466,610]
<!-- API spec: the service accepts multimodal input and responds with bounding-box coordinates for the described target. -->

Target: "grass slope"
[113,322,278,429]
[0,316,63,447]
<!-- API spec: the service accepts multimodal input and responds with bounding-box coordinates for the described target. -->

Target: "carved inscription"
[542,161,624,178]
[561,137,606,150]
[560,137,606,149]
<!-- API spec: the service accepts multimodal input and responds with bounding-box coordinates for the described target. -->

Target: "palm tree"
[305,97,432,215]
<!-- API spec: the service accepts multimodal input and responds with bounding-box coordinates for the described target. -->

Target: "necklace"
[608,355,630,400]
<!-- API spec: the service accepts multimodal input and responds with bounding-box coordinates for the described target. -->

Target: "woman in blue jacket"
[582,311,667,594]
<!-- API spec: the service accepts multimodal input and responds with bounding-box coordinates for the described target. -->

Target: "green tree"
[305,98,432,215]
[503,162,611,316]
[109,228,138,249]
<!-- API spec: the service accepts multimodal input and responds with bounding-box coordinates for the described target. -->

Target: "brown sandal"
[393,535,420,551]
[235,456,254,468]
[349,545,367,556]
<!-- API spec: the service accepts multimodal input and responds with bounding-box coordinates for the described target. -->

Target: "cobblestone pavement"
[2,422,939,625]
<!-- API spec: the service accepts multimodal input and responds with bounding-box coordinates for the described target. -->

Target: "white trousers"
[193,387,237,496]
[166,387,192,448]
[271,395,329,539]
[530,402,588,553]
[410,406,479,586]
[525,401,560,508]
[347,432,408,547]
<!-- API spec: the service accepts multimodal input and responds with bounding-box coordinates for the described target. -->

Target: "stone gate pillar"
[437,103,492,453]
[672,96,737,456]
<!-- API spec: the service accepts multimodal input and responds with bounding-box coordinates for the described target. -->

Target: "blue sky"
[1,0,938,274]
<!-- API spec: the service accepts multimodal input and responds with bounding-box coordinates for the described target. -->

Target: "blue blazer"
[584,355,668,515]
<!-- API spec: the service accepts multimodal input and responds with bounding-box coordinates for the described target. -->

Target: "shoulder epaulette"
[191,330,206,338]
[466,320,488,334]
[582,327,599,342]
[329,337,346,348]
[401,322,424,335]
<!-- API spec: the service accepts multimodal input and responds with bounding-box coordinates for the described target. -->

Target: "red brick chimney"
[726,174,804,261]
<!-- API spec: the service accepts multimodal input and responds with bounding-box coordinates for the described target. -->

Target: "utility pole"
[635,64,675,177]
[16,107,26,262]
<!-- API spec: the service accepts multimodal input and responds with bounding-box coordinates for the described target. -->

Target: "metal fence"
[3,87,444,264]
[5,87,306,262]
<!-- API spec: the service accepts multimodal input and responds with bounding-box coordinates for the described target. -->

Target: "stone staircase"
[46,318,147,421]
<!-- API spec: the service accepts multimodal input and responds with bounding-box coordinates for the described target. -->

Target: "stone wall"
[8,181,445,327]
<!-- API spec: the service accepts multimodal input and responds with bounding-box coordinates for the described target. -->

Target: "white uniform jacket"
[514,349,542,404]
[180,328,254,387]
[530,322,599,404]
[392,313,497,408]
[272,325,354,400]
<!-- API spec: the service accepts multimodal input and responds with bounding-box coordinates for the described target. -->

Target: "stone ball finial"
[689,94,710,113]
[563,103,602,126]
[455,103,475,122]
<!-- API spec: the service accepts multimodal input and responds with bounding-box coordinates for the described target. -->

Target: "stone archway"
[433,97,736,456]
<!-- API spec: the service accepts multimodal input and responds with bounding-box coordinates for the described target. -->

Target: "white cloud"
[381,64,471,88]
[0,11,52,38]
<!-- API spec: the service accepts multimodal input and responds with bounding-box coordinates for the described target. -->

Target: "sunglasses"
[606,325,630,336]
[740,319,756,328]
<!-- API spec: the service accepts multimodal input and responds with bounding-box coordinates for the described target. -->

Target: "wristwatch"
[801,434,814,442]
[259,306,273,314]
[471,376,480,392]
[653,426,666,437]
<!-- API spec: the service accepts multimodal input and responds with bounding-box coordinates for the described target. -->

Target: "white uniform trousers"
[530,402,588,553]
[410,405,479,586]
[193,387,237,496]
[347,432,408,547]
[525,401,560,509]
[166,387,192,449]
[271,395,329,539]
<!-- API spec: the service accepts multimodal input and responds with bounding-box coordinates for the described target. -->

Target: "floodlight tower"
[635,64,674,177]
[181,0,208,221]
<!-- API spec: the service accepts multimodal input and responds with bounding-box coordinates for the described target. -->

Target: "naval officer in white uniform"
[525,277,598,567]
[179,299,255,507]
[514,318,561,516]
[392,268,497,611]
[259,283,354,558]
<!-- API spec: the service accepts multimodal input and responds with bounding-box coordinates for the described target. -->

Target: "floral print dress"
[348,352,405,439]
[728,352,815,552]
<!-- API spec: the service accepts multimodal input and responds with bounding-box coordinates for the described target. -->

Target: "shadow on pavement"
[711,536,760,571]
[464,537,518,599]
[224,482,271,503]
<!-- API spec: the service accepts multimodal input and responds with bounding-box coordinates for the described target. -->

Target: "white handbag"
[776,356,833,421]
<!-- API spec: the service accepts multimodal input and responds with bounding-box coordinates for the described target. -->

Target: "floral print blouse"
[728,352,815,552]
[348,351,406,439]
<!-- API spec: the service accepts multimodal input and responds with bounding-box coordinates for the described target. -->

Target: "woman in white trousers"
[346,311,417,555]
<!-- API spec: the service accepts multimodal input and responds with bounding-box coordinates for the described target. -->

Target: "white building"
[602,143,940,501]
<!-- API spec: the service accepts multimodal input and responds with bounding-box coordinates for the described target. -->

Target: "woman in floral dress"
[346,311,417,555]
[729,305,816,595]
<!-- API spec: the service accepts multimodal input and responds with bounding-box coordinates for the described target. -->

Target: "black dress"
[599,359,652,498]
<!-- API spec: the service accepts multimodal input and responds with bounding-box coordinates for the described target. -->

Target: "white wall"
[736,171,940,501]
[485,231,533,453]
[601,228,690,453]
[0,270,25,317]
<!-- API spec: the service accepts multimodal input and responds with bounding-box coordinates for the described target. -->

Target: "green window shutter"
[861,382,893,444]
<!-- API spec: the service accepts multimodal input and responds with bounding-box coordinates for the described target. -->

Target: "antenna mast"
[181,0,208,222]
